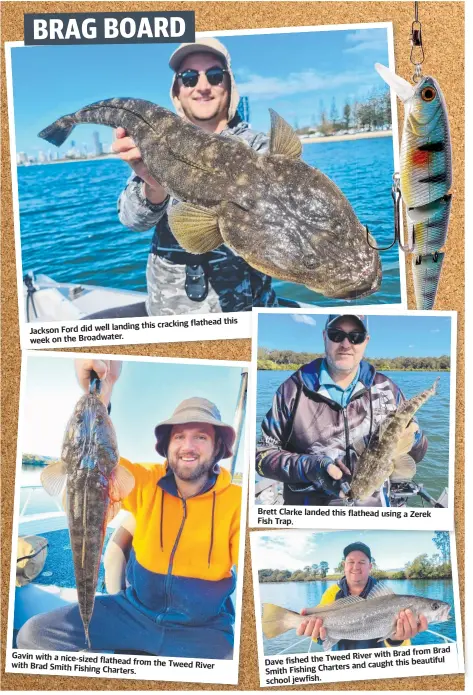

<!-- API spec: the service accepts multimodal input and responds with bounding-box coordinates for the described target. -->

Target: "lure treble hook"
[366,174,414,253]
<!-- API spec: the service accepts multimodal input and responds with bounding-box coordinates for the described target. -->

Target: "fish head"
[62,393,118,474]
[410,75,446,127]
[410,596,451,625]
[240,156,382,299]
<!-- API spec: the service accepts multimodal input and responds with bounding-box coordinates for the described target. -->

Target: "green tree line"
[257,347,450,372]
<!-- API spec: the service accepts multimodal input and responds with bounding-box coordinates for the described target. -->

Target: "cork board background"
[1,1,465,691]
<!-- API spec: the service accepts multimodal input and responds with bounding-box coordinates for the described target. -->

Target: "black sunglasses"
[176,67,228,88]
[327,329,367,345]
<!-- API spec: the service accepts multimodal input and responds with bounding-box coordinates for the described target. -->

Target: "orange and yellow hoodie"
[119,458,241,633]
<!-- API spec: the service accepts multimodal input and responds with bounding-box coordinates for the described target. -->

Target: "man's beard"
[168,454,214,482]
[326,352,356,374]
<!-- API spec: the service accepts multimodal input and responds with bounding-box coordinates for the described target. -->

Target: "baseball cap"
[326,314,369,333]
[343,542,372,561]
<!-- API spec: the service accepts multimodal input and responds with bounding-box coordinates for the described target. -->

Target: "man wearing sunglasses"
[105,37,277,318]
[256,314,428,506]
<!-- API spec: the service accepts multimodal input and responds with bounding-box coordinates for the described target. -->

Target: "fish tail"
[85,625,91,650]
[262,603,300,639]
[38,115,77,147]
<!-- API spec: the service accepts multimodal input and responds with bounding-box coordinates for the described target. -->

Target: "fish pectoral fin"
[268,108,302,159]
[168,202,223,253]
[40,460,67,497]
[261,603,300,639]
[322,635,338,652]
[391,454,416,482]
[109,465,135,502]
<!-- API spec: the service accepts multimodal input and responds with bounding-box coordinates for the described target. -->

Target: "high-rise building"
[16,152,28,165]
[237,96,250,125]
[93,131,103,156]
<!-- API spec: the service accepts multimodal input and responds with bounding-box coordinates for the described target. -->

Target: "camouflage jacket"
[256,358,428,506]
[118,121,278,315]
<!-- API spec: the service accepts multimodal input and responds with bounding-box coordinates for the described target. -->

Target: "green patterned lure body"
[376,64,452,309]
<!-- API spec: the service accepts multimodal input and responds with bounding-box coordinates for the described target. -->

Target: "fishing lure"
[371,4,452,309]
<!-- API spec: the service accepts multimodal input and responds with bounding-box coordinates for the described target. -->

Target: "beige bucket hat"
[155,397,236,459]
[169,37,240,122]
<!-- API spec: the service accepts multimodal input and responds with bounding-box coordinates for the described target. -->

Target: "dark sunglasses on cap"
[327,328,367,345]
[176,67,229,88]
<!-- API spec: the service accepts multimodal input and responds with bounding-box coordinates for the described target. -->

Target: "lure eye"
[421,86,437,102]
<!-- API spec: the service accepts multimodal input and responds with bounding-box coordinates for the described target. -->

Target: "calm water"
[18,136,400,306]
[256,370,450,505]
[260,579,457,655]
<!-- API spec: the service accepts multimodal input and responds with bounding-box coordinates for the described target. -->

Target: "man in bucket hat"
[87,38,277,318]
[17,359,242,659]
[256,314,428,506]
[296,541,427,650]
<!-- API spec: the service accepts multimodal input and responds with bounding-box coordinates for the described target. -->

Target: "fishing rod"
[230,368,248,478]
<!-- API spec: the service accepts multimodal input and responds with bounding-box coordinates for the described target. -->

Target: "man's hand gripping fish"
[39,99,381,300]
[40,374,135,648]
[262,583,450,651]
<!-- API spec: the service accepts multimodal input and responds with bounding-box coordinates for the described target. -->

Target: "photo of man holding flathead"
[296,542,427,649]
[17,359,241,659]
[89,37,277,318]
[256,314,428,505]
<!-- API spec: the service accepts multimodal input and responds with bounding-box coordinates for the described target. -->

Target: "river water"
[18,136,400,307]
[259,578,456,655]
[256,370,450,506]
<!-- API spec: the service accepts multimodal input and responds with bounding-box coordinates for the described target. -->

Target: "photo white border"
[250,528,465,687]
[5,349,251,685]
[249,307,457,531]
[5,20,405,350]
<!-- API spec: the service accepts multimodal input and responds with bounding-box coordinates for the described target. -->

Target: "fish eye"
[431,601,440,610]
[421,86,437,102]
[303,255,318,270]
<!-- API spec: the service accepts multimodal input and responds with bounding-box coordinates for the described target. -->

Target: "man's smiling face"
[344,550,372,590]
[174,52,230,126]
[323,316,369,374]
[167,422,216,483]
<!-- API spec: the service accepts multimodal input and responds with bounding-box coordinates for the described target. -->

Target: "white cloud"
[344,29,388,54]
[292,314,317,326]
[257,533,321,571]
[236,69,374,101]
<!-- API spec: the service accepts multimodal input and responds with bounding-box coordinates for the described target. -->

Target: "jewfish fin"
[322,635,338,651]
[412,252,445,309]
[261,603,301,638]
[375,63,415,102]
[168,202,223,253]
[109,464,135,502]
[268,109,302,159]
[366,582,396,599]
[391,454,416,482]
[40,460,67,496]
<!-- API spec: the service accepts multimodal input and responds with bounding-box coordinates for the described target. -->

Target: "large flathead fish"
[348,378,439,502]
[38,99,381,300]
[41,377,135,648]
[262,582,450,650]
[376,64,452,309]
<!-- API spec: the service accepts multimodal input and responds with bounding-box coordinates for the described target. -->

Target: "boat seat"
[103,512,136,594]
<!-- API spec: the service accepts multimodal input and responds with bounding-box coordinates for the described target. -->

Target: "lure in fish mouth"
[39,98,382,301]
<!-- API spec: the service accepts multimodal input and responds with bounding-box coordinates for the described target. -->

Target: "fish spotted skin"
[349,379,439,502]
[262,584,450,649]
[63,392,119,647]
[39,98,381,300]
[41,389,135,648]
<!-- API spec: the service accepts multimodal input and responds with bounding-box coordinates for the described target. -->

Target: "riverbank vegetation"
[257,347,450,372]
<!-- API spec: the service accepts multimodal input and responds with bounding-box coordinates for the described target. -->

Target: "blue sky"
[258,313,452,358]
[21,354,247,475]
[255,530,448,572]
[9,26,390,154]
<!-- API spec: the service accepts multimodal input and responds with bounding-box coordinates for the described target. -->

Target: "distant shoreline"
[18,154,120,167]
[301,130,392,144]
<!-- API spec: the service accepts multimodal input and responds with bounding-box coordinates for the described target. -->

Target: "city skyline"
[16,130,111,165]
